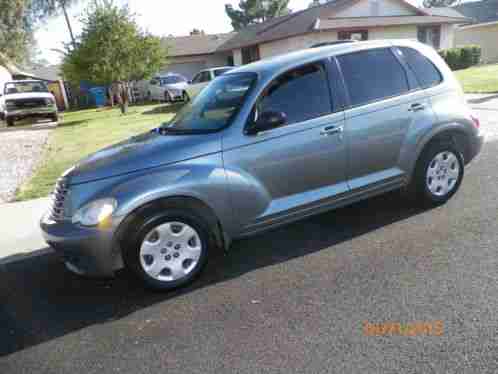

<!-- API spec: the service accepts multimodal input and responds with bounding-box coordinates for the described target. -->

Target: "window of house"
[397,47,443,89]
[255,62,332,126]
[242,45,260,64]
[417,26,441,50]
[337,48,409,107]
[338,30,368,41]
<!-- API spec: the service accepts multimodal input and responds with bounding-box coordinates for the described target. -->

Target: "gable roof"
[161,33,235,57]
[453,0,498,25]
[217,0,467,51]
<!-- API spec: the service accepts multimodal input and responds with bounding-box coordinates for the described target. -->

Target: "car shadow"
[0,190,432,357]
[141,103,185,115]
[467,93,498,104]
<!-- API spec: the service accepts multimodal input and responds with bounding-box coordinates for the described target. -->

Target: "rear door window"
[337,48,410,107]
[397,47,443,89]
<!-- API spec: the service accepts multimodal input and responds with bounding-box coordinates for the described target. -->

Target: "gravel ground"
[0,128,51,204]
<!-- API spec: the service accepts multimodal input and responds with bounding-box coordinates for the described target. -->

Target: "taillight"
[470,115,480,129]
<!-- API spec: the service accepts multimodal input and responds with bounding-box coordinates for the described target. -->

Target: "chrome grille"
[49,178,69,221]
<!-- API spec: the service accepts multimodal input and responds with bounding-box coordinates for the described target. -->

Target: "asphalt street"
[1,96,498,373]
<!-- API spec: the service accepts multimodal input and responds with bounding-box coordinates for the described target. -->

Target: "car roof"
[229,40,426,76]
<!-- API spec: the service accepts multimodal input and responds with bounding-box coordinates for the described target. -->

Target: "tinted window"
[338,48,409,107]
[161,75,187,85]
[214,68,233,77]
[200,72,211,83]
[191,73,202,84]
[398,47,442,89]
[256,63,332,125]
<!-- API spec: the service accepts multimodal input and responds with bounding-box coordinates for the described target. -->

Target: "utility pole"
[61,0,76,47]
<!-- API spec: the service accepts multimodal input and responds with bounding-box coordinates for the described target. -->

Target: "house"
[217,0,468,65]
[453,0,498,63]
[161,33,235,79]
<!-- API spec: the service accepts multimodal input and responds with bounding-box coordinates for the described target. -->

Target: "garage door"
[161,62,206,80]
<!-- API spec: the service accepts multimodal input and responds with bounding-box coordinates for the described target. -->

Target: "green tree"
[62,1,167,112]
[0,0,32,64]
[225,0,291,30]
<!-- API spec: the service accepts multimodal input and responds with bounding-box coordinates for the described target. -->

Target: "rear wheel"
[410,141,464,205]
[122,207,212,291]
[6,117,14,127]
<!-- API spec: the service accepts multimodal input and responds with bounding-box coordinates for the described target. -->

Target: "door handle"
[409,103,426,112]
[321,125,344,136]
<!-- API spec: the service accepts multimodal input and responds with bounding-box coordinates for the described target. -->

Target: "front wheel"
[183,91,190,102]
[6,117,14,127]
[410,142,464,205]
[164,91,172,103]
[122,209,211,291]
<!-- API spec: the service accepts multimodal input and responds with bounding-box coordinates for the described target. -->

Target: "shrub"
[439,45,482,71]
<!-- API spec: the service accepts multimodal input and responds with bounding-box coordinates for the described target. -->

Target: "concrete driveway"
[0,97,497,373]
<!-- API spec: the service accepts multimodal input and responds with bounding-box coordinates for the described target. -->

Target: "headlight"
[72,198,117,226]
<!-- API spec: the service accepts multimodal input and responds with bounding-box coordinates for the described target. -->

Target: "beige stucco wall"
[455,24,498,63]
[259,31,339,59]
[251,24,454,62]
[334,0,416,17]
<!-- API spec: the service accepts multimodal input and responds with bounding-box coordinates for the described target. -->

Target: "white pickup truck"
[0,80,58,127]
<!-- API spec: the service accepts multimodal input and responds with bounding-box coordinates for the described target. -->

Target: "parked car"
[146,73,189,102]
[41,40,483,291]
[0,80,58,127]
[185,67,234,100]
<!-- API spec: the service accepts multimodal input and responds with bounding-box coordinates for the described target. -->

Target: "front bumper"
[6,106,57,120]
[40,213,123,277]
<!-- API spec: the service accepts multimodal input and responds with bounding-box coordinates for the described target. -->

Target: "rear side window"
[398,47,443,89]
[337,48,409,107]
[257,62,332,125]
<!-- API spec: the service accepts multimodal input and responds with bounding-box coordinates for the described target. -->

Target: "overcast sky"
[34,0,420,64]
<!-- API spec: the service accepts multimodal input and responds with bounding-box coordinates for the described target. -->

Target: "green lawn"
[16,103,181,201]
[455,64,498,93]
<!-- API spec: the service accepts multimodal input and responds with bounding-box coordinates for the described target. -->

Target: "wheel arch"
[408,125,472,183]
[115,195,228,254]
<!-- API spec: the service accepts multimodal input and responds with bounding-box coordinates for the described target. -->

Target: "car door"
[223,60,349,234]
[336,47,436,191]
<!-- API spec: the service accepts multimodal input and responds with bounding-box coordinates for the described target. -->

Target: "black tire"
[410,141,464,206]
[121,205,213,291]
[183,91,190,102]
[0,112,4,121]
[164,92,171,103]
[51,113,58,123]
[6,117,14,127]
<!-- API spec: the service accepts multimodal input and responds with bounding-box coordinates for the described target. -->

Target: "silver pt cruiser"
[41,40,483,290]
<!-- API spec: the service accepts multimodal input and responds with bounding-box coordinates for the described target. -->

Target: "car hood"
[65,129,222,185]
[3,92,54,101]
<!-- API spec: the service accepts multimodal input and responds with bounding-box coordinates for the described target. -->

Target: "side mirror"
[246,111,287,135]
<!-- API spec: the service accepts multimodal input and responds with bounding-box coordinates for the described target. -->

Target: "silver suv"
[41,40,483,290]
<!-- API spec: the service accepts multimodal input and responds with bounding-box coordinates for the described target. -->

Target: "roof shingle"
[453,0,498,24]
[161,33,235,57]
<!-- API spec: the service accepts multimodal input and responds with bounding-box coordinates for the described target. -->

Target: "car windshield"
[4,81,49,95]
[161,76,186,85]
[214,68,234,77]
[160,72,256,134]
